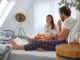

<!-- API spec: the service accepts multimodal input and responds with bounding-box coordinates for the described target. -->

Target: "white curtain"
[34,0,61,34]
[34,0,50,34]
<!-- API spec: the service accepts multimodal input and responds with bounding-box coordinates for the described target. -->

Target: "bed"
[7,37,56,60]
[8,50,56,60]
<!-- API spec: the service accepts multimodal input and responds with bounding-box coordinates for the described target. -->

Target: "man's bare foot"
[10,38,20,50]
[37,48,48,52]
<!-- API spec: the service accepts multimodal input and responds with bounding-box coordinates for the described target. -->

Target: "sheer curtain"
[34,0,61,34]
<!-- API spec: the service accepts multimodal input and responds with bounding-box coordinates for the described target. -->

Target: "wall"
[1,0,35,37]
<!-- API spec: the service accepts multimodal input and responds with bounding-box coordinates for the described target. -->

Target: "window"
[0,0,16,27]
[0,0,2,4]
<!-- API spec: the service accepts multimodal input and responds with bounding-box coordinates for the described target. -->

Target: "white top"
[63,17,76,40]
[44,24,59,36]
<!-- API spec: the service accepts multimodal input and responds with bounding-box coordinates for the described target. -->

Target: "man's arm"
[51,28,69,41]
[58,28,70,41]
[57,20,70,41]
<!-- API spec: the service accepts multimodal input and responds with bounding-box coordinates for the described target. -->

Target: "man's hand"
[57,19,62,27]
[57,19,62,32]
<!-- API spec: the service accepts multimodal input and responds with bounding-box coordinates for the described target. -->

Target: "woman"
[44,15,59,37]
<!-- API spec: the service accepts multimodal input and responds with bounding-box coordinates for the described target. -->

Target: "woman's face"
[46,16,52,24]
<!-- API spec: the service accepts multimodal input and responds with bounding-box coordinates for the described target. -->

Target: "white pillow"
[68,14,80,44]
[75,32,80,43]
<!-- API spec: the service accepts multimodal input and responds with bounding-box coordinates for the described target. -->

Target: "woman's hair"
[46,15,55,30]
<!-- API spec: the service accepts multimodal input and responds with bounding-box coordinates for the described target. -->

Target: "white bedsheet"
[8,50,56,60]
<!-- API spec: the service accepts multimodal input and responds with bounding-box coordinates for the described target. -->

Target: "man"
[10,6,76,51]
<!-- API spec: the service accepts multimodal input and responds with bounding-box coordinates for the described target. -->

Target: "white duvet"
[8,37,56,60]
[8,50,56,60]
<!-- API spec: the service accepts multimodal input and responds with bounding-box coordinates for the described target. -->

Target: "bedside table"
[56,44,80,60]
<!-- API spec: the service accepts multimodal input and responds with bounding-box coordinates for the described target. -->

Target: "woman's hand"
[49,32,54,36]
[53,34,58,38]
[41,37,49,40]
[47,22,50,28]
[49,32,58,38]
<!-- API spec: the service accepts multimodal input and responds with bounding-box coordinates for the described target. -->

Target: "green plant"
[59,0,80,11]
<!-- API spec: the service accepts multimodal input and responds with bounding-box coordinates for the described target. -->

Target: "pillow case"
[75,32,80,43]
[68,14,80,44]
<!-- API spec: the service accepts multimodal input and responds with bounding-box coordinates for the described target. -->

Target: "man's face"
[59,13,64,22]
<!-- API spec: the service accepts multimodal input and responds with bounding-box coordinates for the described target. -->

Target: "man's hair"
[59,6,71,16]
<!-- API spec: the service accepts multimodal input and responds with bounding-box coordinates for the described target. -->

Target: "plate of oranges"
[35,33,48,39]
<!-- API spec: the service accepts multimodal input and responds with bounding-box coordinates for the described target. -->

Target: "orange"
[37,33,41,37]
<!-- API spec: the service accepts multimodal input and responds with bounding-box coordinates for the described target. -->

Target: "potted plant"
[59,0,80,12]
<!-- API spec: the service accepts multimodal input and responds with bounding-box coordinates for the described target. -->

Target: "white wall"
[0,0,2,3]
[1,0,35,37]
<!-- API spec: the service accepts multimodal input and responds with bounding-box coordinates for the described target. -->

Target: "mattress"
[8,50,56,60]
